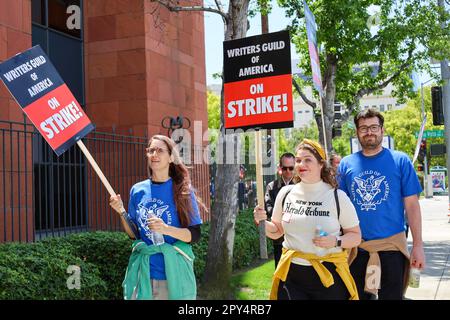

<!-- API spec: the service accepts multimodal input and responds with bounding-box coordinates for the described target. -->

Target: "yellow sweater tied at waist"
[270,248,359,300]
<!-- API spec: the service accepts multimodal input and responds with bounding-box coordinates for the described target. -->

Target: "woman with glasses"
[109,135,205,300]
[254,139,361,300]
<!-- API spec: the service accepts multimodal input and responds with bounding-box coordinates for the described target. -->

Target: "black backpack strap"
[334,188,340,219]
[281,185,294,209]
[334,188,343,235]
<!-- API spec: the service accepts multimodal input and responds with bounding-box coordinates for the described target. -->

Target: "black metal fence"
[0,119,34,242]
[83,130,148,237]
[1,119,211,243]
[0,119,148,242]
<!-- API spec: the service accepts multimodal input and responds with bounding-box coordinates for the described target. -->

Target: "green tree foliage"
[331,122,353,157]
[277,121,319,155]
[207,91,221,156]
[279,0,450,151]
[324,86,446,164]
[207,91,221,130]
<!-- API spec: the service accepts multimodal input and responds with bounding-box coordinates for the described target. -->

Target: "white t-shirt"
[272,180,359,266]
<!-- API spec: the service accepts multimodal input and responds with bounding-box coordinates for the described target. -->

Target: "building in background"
[0,0,210,242]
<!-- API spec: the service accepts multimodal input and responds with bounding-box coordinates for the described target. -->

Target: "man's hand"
[410,245,426,270]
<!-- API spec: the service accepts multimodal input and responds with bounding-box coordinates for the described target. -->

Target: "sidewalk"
[405,195,450,300]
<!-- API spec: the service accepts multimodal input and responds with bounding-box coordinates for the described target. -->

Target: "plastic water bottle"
[314,225,328,257]
[150,231,165,246]
[148,210,165,246]
[409,267,420,288]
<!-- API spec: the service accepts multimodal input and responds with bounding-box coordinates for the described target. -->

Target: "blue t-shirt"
[127,178,202,280]
[337,148,422,241]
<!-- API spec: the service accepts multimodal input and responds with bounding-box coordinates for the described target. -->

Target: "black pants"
[273,243,283,268]
[277,262,350,300]
[350,249,406,300]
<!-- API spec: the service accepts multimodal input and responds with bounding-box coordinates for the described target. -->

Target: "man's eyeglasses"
[281,166,294,171]
[357,124,382,133]
[146,147,168,155]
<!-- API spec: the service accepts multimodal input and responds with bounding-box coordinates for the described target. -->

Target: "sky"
[203,1,299,85]
[203,1,433,87]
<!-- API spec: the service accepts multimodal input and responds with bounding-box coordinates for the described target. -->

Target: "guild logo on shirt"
[351,171,389,211]
[137,200,171,239]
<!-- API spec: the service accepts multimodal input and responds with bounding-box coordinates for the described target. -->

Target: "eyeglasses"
[281,166,294,171]
[146,147,168,155]
[357,124,382,133]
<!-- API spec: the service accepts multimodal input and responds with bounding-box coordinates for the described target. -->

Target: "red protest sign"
[223,31,293,130]
[26,83,93,152]
[224,74,293,130]
[0,45,94,156]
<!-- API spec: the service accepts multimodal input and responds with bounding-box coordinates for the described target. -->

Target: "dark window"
[48,30,84,102]
[32,0,83,104]
[31,0,87,235]
[32,0,46,25]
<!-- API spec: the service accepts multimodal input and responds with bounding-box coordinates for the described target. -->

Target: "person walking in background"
[329,152,342,171]
[246,180,256,209]
[264,152,295,268]
[254,139,361,300]
[238,179,246,210]
[109,135,205,300]
[337,108,425,300]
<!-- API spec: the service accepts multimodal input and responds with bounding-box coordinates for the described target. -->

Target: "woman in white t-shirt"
[254,139,361,300]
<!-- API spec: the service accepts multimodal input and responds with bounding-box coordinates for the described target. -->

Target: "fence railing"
[0,119,210,243]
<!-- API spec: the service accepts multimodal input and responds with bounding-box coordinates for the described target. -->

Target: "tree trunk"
[202,0,250,299]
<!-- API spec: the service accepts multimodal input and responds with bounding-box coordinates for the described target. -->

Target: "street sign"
[415,130,444,139]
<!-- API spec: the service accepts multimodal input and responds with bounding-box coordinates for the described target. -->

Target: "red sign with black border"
[223,31,293,130]
[0,45,94,156]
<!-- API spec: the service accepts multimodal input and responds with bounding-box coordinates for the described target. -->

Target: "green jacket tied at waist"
[123,240,197,300]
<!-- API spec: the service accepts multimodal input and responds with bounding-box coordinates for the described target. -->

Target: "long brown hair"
[147,135,206,227]
[293,142,338,188]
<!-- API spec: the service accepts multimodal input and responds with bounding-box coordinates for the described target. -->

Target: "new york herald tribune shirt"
[272,181,359,266]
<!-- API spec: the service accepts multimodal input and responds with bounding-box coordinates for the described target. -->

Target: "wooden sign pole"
[76,140,117,197]
[255,130,268,259]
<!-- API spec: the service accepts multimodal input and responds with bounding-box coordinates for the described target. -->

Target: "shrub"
[232,209,273,270]
[0,241,107,299]
[192,223,210,280]
[40,231,132,299]
[0,209,271,299]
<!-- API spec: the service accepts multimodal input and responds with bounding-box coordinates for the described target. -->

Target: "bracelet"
[121,211,128,218]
